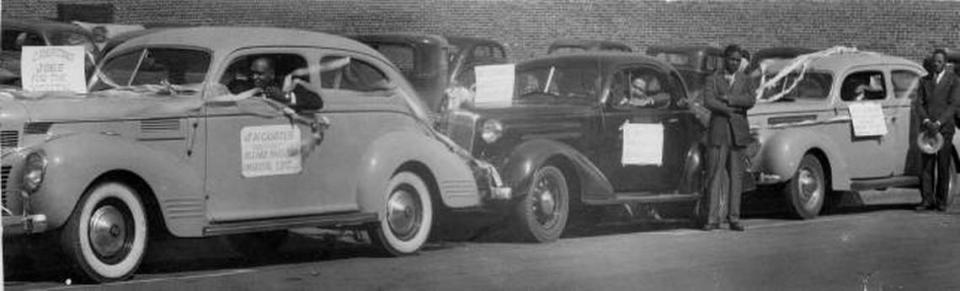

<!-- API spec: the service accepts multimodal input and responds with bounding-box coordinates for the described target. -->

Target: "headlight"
[481,119,504,144]
[22,151,47,193]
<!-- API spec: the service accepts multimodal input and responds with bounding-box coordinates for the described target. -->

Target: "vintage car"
[1,27,504,282]
[441,52,705,242]
[350,34,508,113]
[547,40,633,54]
[749,49,958,219]
[0,18,101,85]
[645,45,723,99]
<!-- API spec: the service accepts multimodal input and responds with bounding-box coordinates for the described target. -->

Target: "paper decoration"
[241,125,303,177]
[622,123,664,165]
[848,102,887,136]
[474,64,515,104]
[21,46,88,93]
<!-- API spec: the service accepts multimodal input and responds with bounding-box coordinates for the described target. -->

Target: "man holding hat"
[915,49,960,212]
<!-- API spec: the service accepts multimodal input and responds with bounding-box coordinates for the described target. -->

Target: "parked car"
[440,52,706,242]
[2,27,504,282]
[645,45,723,100]
[750,47,817,71]
[0,18,101,85]
[547,39,633,54]
[350,34,508,113]
[749,50,958,219]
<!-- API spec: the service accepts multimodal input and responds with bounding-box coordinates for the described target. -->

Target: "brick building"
[3,0,960,61]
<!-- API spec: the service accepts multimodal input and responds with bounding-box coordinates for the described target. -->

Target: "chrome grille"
[0,130,19,150]
[444,112,478,153]
[1,165,10,209]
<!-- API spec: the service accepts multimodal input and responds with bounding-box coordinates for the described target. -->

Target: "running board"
[582,193,700,206]
[850,176,918,191]
[204,212,378,236]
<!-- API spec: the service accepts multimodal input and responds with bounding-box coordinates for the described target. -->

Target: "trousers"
[705,144,745,225]
[920,134,954,208]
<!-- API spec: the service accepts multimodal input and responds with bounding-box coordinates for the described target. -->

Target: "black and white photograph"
[2,0,960,290]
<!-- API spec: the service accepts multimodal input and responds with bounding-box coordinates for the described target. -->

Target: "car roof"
[113,26,382,58]
[445,36,503,48]
[765,51,922,73]
[519,51,675,71]
[549,39,631,49]
[348,33,450,47]
[2,18,93,36]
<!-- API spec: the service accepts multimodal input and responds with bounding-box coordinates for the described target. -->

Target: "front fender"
[355,131,480,213]
[754,128,850,190]
[25,133,205,236]
[500,139,613,199]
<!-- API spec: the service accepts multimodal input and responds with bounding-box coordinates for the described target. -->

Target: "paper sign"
[848,102,887,136]
[241,125,303,178]
[474,64,515,104]
[21,46,87,93]
[622,123,664,165]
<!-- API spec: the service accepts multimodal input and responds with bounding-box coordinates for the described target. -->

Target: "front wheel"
[784,154,826,219]
[512,165,570,243]
[368,171,433,256]
[61,182,148,283]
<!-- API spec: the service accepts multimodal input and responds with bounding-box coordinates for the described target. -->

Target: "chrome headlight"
[480,119,503,144]
[22,151,47,193]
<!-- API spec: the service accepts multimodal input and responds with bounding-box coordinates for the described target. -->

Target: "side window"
[841,71,886,101]
[319,55,390,92]
[2,30,44,51]
[472,45,491,59]
[609,67,675,108]
[220,53,308,94]
[704,55,719,72]
[369,43,415,76]
[492,46,506,59]
[891,70,921,99]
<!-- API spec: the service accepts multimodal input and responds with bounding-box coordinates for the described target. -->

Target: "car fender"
[500,138,613,199]
[355,130,480,213]
[755,128,851,190]
[24,133,206,237]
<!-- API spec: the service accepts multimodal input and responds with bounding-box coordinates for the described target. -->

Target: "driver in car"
[228,57,323,111]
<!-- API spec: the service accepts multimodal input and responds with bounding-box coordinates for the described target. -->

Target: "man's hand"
[923,119,941,132]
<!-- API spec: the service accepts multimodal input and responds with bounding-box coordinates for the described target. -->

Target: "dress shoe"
[702,223,719,231]
[729,222,745,232]
[916,204,934,211]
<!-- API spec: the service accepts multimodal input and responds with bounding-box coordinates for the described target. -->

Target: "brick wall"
[4,0,960,61]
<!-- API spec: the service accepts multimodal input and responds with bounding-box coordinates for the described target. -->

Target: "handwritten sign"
[622,123,664,165]
[848,102,887,136]
[241,125,303,178]
[474,64,515,104]
[21,46,87,93]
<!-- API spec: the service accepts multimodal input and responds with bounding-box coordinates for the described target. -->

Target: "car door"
[890,68,924,176]
[835,68,896,178]
[597,64,693,193]
[204,48,332,222]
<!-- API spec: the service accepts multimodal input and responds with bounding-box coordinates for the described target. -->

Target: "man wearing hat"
[915,49,960,212]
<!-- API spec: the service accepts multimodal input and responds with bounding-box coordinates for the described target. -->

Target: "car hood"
[0,89,206,123]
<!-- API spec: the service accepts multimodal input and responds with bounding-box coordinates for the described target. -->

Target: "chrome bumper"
[3,214,47,237]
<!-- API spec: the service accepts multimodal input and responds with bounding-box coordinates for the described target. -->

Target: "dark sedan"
[1,18,100,85]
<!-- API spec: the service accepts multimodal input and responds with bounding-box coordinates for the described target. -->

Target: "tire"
[945,159,958,210]
[512,165,570,243]
[61,182,148,283]
[368,171,433,256]
[223,231,288,261]
[784,154,826,219]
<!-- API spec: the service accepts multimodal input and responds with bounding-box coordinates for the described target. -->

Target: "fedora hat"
[917,130,945,154]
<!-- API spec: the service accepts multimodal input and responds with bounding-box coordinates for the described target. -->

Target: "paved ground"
[6,189,960,290]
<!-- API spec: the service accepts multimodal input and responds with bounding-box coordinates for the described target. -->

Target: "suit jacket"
[703,71,757,147]
[916,70,960,134]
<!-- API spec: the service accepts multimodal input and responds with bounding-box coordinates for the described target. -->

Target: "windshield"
[515,64,599,104]
[760,71,833,101]
[90,47,210,92]
[50,32,97,54]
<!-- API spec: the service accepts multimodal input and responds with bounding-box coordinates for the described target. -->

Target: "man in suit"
[915,49,959,212]
[702,44,757,231]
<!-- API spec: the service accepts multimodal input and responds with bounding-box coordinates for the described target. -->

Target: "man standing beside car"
[915,49,959,212]
[702,44,757,231]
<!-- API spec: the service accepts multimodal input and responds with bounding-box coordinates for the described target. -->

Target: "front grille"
[444,112,478,153]
[0,130,19,150]
[1,165,10,210]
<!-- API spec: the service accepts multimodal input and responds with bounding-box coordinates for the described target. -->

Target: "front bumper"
[3,214,47,237]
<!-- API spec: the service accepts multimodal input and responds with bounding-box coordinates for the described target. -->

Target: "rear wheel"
[369,171,433,256]
[512,165,569,243]
[784,154,826,219]
[945,159,957,210]
[61,182,148,283]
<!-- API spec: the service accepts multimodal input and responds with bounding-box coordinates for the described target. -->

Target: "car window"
[608,66,676,108]
[50,31,97,55]
[319,55,391,92]
[2,30,44,51]
[654,53,691,69]
[841,71,886,101]
[704,55,720,72]
[92,48,210,91]
[761,71,833,101]
[891,70,921,99]
[368,43,415,76]
[221,53,309,94]
[516,64,598,104]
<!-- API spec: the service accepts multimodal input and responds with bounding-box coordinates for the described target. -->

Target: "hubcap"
[386,187,422,241]
[798,167,822,209]
[89,205,129,259]
[531,172,561,226]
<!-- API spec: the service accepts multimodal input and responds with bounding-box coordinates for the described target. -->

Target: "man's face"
[725,51,742,74]
[931,53,946,74]
[630,78,647,96]
[250,59,275,87]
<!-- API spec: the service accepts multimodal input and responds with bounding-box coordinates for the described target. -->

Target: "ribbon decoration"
[755,46,866,103]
